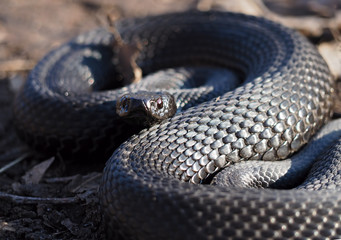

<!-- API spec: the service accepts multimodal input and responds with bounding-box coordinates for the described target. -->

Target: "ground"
[0,1,340,239]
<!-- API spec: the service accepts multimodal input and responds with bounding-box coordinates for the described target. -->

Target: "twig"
[71,172,102,193]
[0,191,81,204]
[0,59,35,73]
[0,153,30,174]
[106,14,142,84]
[106,14,124,46]
[44,175,80,184]
[0,147,28,162]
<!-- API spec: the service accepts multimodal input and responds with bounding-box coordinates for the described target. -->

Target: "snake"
[12,10,341,239]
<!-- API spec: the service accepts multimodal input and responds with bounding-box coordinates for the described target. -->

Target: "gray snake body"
[13,11,340,239]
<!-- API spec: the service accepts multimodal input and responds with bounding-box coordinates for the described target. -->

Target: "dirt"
[0,1,340,239]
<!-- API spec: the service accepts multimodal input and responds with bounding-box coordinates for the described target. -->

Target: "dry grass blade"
[0,191,80,204]
[0,153,30,174]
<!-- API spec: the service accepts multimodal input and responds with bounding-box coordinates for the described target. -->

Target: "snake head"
[116,91,177,127]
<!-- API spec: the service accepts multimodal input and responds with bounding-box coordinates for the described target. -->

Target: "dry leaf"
[22,157,54,184]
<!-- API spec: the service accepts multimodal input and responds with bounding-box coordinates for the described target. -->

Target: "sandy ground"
[0,1,340,239]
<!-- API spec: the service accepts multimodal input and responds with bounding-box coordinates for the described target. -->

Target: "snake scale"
[13,10,341,239]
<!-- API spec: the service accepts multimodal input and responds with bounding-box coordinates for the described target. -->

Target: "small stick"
[44,175,80,184]
[106,14,142,84]
[70,172,102,193]
[0,153,30,174]
[0,191,80,204]
[0,59,35,73]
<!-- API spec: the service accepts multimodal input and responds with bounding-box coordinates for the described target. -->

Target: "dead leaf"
[61,218,79,236]
[22,157,54,184]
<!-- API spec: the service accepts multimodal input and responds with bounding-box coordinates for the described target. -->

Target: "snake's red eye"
[156,98,163,109]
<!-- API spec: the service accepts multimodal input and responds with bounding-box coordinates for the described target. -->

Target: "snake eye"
[156,98,163,109]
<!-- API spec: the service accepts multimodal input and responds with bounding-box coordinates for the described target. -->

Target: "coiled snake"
[13,11,341,239]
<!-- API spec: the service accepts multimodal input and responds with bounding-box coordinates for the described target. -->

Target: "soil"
[0,1,340,239]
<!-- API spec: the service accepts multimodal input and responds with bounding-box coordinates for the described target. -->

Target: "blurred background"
[0,0,339,76]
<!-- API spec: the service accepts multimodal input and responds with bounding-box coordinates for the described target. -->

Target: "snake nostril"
[119,96,130,115]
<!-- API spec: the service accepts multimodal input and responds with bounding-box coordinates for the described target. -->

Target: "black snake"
[13,11,341,239]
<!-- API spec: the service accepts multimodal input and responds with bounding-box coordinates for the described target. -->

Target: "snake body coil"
[13,11,339,239]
